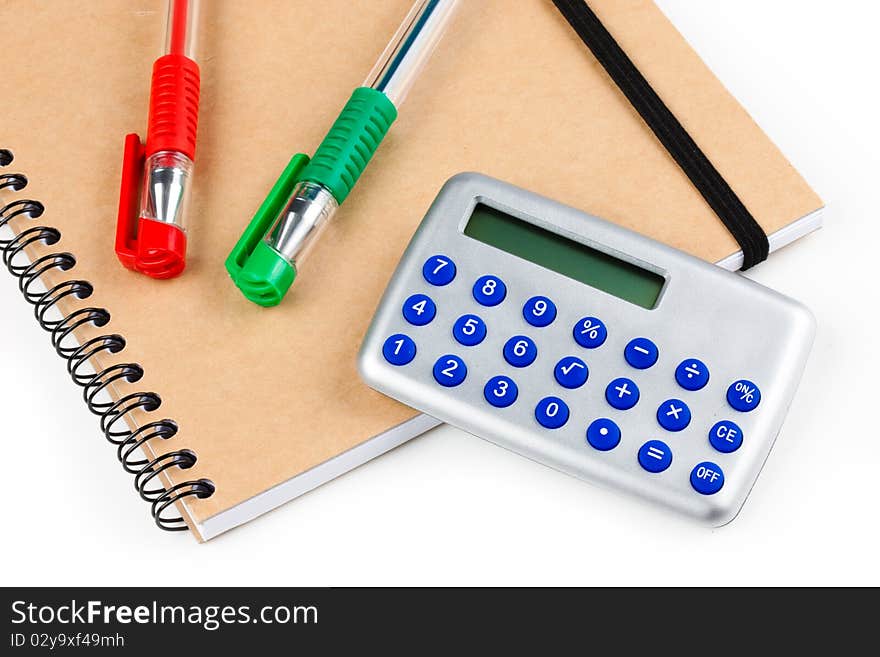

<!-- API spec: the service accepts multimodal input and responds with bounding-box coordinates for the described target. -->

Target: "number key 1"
[382,334,417,366]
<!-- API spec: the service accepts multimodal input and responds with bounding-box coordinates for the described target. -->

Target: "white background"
[2,0,877,586]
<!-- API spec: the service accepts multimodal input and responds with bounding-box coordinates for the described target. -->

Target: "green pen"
[226,0,460,306]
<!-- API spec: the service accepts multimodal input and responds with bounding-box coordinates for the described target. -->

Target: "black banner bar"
[1,587,871,652]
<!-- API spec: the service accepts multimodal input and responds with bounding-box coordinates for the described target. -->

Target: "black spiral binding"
[0,148,214,531]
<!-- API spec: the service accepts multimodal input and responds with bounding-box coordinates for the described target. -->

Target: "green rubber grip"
[225,153,309,307]
[300,87,398,204]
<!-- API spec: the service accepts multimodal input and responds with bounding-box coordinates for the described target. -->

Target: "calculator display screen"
[463,204,665,309]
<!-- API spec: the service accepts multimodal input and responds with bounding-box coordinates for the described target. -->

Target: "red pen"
[116,0,201,279]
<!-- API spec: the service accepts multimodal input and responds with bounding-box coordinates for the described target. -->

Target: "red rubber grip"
[145,53,200,160]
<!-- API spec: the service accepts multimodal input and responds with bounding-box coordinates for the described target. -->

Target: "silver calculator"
[358,173,815,525]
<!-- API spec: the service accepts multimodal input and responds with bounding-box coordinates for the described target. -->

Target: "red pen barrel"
[149,0,200,160]
[114,0,201,280]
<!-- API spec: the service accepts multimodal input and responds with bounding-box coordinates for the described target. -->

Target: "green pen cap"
[234,241,296,308]
[225,153,309,307]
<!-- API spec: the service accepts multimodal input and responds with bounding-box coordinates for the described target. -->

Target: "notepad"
[0,0,822,540]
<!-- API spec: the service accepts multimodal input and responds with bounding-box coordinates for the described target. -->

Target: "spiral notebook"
[0,0,822,540]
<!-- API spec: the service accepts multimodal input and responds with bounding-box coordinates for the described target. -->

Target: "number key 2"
[433,354,467,387]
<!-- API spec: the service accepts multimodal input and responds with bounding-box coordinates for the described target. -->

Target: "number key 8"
[473,275,507,306]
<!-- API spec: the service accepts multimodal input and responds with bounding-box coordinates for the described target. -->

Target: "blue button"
[573,316,607,349]
[382,334,416,366]
[432,354,467,387]
[709,420,743,453]
[675,358,710,391]
[586,418,621,451]
[605,377,639,410]
[624,337,659,369]
[690,462,725,495]
[727,379,761,412]
[503,335,538,368]
[523,296,557,327]
[554,356,589,389]
[638,440,672,473]
[422,255,456,286]
[656,399,691,432]
[535,396,570,429]
[452,314,487,346]
[402,293,436,326]
[484,375,518,408]
[473,275,507,306]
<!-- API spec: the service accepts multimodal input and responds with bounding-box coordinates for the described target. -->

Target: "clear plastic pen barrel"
[364,0,461,107]
[140,0,200,234]
[262,0,460,272]
[165,0,199,60]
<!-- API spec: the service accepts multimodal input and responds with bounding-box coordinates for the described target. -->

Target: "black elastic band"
[552,0,769,269]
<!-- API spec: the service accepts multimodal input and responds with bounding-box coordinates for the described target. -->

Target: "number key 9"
[523,295,557,327]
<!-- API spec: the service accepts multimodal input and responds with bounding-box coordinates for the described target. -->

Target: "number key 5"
[453,314,487,346]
